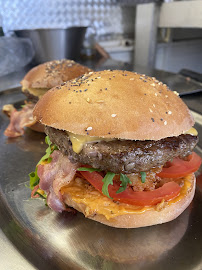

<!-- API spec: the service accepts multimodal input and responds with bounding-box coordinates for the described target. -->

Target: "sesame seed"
[86,127,92,131]
[86,98,92,103]
[89,72,93,75]
[149,108,153,113]
[155,93,158,96]
[130,78,134,80]
[151,83,155,86]
[164,121,167,125]
[153,104,156,107]
[96,100,104,103]
[165,95,168,98]
[173,91,179,96]
[168,111,172,114]
[111,114,117,117]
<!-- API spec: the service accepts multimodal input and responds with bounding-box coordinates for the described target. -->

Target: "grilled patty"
[22,89,40,103]
[45,126,198,174]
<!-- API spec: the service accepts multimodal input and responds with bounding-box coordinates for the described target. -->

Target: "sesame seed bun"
[21,59,92,100]
[33,70,194,140]
[61,173,195,229]
[14,60,92,135]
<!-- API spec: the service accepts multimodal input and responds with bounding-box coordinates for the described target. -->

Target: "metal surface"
[0,87,202,269]
[15,28,87,63]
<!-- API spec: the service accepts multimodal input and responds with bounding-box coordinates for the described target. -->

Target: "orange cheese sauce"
[61,175,193,220]
[167,175,192,205]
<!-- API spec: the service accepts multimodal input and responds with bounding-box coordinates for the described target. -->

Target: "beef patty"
[23,89,39,103]
[45,126,198,174]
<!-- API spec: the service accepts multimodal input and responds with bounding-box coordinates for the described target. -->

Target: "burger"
[30,70,201,228]
[3,59,92,137]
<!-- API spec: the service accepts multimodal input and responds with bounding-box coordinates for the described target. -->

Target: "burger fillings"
[29,70,201,228]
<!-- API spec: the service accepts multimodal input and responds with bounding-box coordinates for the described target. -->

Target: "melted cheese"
[68,127,198,154]
[68,132,113,154]
[184,127,198,136]
[61,175,193,220]
[168,177,192,205]
[22,87,49,98]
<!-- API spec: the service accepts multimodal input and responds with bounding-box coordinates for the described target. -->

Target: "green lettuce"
[28,136,57,190]
[77,167,133,199]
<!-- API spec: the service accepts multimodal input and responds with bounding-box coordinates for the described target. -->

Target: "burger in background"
[3,59,92,137]
[30,70,201,228]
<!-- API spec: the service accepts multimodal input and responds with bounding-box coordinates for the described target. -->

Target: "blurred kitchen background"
[0,0,202,77]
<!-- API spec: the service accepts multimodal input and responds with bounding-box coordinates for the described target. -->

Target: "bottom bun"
[62,173,195,228]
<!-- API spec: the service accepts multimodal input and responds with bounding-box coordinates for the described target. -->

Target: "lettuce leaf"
[116,174,132,194]
[77,167,133,198]
[28,136,57,190]
[102,172,115,199]
[140,171,146,183]
[77,167,102,172]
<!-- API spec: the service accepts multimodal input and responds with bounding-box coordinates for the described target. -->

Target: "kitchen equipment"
[0,37,34,76]
[15,27,87,64]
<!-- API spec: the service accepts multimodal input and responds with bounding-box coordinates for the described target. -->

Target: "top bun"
[21,59,92,89]
[33,70,194,140]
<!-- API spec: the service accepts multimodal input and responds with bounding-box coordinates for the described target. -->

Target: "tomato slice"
[157,152,202,178]
[79,170,181,206]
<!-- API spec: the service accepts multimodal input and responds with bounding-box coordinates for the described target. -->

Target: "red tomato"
[157,152,202,178]
[79,170,181,206]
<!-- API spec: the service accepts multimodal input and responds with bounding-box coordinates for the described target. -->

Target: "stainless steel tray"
[0,88,202,270]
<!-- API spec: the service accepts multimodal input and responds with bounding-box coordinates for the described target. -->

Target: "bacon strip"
[37,150,78,212]
[4,103,36,137]
[31,184,40,198]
